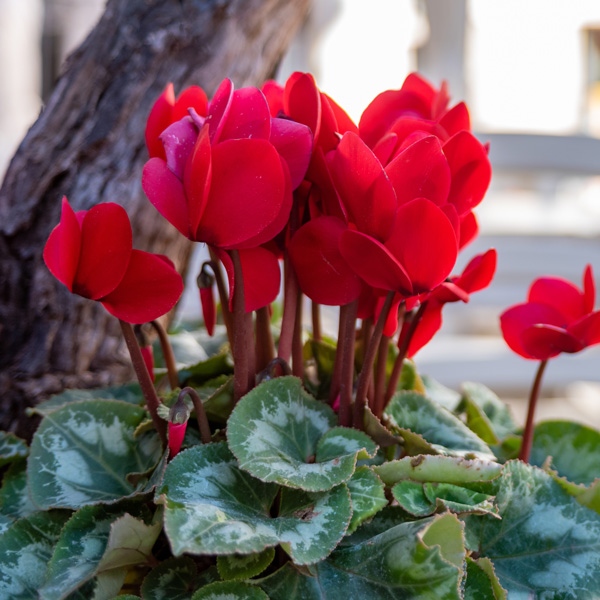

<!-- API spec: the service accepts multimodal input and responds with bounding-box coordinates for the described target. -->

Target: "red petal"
[401,73,437,107]
[195,139,286,248]
[289,217,363,306]
[387,117,447,152]
[206,78,234,144]
[200,287,216,336]
[284,72,322,147]
[455,248,497,294]
[568,311,600,347]
[160,117,199,180]
[528,276,585,322]
[307,148,346,221]
[329,132,396,241]
[261,80,284,117]
[500,302,567,359]
[142,158,190,237]
[140,346,155,382]
[219,86,271,142]
[385,136,451,207]
[169,422,187,457]
[443,131,491,215]
[322,93,358,135]
[459,211,479,249]
[44,197,81,292]
[172,85,208,121]
[521,324,582,359]
[402,301,444,357]
[583,264,595,313]
[269,117,313,189]
[438,102,470,136]
[339,229,413,295]
[384,198,458,294]
[100,249,183,323]
[72,203,132,300]
[318,92,342,153]
[145,83,175,159]
[184,125,212,237]
[372,133,398,166]
[216,247,281,312]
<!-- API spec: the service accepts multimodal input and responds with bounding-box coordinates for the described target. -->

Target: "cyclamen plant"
[2,72,600,600]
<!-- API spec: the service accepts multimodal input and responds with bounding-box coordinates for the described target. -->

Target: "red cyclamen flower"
[500,265,600,360]
[44,197,183,324]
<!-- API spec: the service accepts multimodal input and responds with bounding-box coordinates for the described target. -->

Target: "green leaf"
[303,338,337,399]
[28,400,162,509]
[0,459,36,519]
[0,512,13,535]
[342,505,417,546]
[217,548,275,580]
[464,557,501,600]
[421,375,461,412]
[191,581,269,600]
[106,596,140,600]
[140,556,206,600]
[179,353,234,387]
[28,384,143,417]
[459,382,518,443]
[158,442,351,565]
[384,391,494,459]
[0,510,72,599]
[257,564,322,600]
[363,407,400,448]
[228,377,375,491]
[0,432,28,466]
[468,460,600,599]
[201,376,235,424]
[346,466,387,534]
[311,514,464,599]
[398,359,426,394]
[392,481,499,518]
[156,330,209,370]
[530,420,600,485]
[374,454,502,487]
[40,502,161,600]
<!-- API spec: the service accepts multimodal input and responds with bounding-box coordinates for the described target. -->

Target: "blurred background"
[2,0,600,423]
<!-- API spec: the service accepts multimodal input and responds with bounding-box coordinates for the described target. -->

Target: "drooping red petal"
[43,197,82,292]
[458,211,479,249]
[328,132,396,241]
[219,86,271,142]
[183,125,212,237]
[384,198,458,294]
[568,311,600,348]
[216,246,281,312]
[200,287,216,336]
[145,83,175,159]
[169,422,187,458]
[583,264,595,313]
[100,249,183,323]
[443,131,491,215]
[195,138,285,248]
[401,301,444,358]
[269,117,313,189]
[284,72,322,148]
[322,93,358,135]
[206,78,234,144]
[261,80,284,117]
[160,117,199,180]
[289,217,363,306]
[172,85,208,122]
[385,136,451,207]
[455,249,497,294]
[339,229,413,296]
[500,302,567,359]
[433,281,470,304]
[142,158,190,237]
[140,345,155,382]
[528,277,585,322]
[374,293,402,337]
[318,92,342,153]
[438,101,470,136]
[521,324,583,359]
[72,203,132,300]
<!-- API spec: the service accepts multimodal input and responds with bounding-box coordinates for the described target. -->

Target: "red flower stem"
[207,250,233,344]
[311,301,322,342]
[384,301,427,412]
[292,290,304,378]
[119,320,167,447]
[354,291,395,429]
[519,359,548,463]
[178,386,212,444]
[329,306,347,405]
[361,318,374,359]
[149,320,179,391]
[338,300,358,427]
[277,254,299,364]
[372,334,391,415]
[246,311,256,390]
[229,249,249,403]
[255,306,275,373]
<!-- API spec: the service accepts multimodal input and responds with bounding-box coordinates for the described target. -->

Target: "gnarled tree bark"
[0,0,311,436]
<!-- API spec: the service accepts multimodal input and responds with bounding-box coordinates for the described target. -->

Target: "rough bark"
[0,0,311,436]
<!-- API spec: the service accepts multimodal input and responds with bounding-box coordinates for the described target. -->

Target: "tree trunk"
[0,0,311,436]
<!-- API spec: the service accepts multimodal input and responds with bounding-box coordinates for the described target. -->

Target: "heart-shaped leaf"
[191,581,269,600]
[0,459,36,520]
[0,432,28,467]
[28,400,162,509]
[217,548,275,581]
[346,466,387,534]
[228,377,375,491]
[464,557,507,600]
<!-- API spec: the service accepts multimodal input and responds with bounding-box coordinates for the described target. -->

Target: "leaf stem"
[178,387,212,444]
[329,305,346,405]
[230,249,249,403]
[277,254,299,364]
[292,289,304,378]
[119,320,167,446]
[311,301,322,342]
[149,319,179,391]
[255,306,275,373]
[338,300,358,427]
[372,334,391,415]
[519,359,548,463]
[207,251,233,345]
